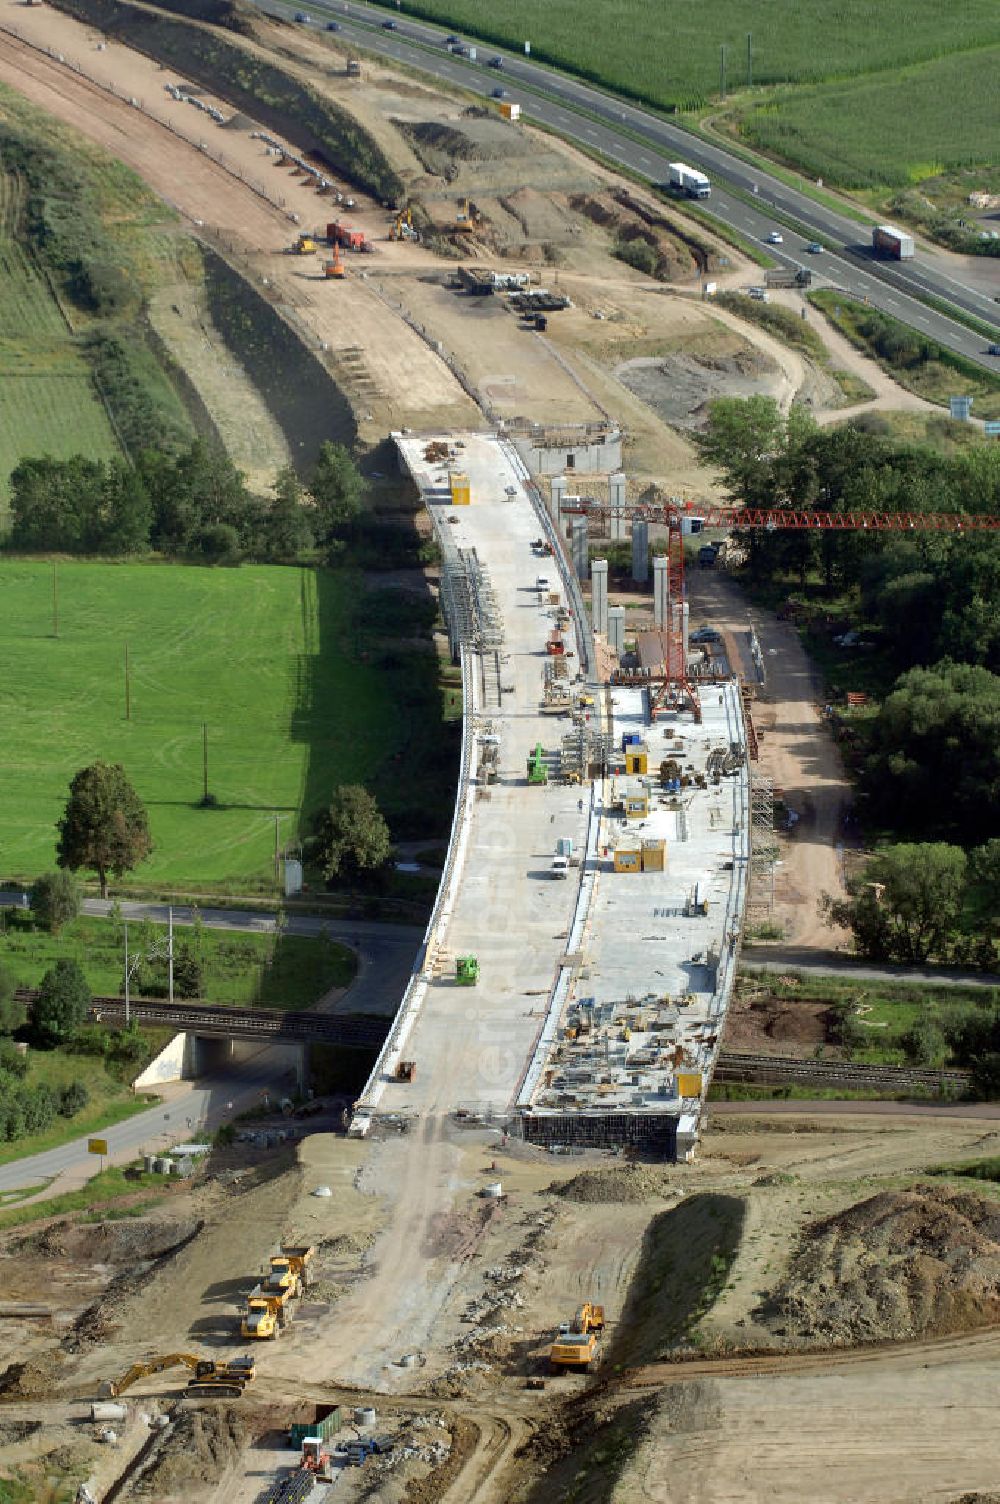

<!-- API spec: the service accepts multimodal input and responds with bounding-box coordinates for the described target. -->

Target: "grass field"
[0,914,355,1006]
[0,1165,167,1231]
[391,0,1000,107]
[735,48,1000,188]
[0,1049,160,1171]
[0,214,118,515]
[0,560,424,890]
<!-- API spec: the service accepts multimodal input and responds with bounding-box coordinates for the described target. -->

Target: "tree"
[32,959,91,1048]
[309,442,364,541]
[693,396,788,508]
[823,843,968,964]
[59,1080,89,1117]
[321,784,391,882]
[861,662,1000,843]
[56,761,152,898]
[0,964,25,1036]
[265,467,314,562]
[30,871,80,935]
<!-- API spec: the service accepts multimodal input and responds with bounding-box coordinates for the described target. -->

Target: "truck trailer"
[872,224,914,260]
[764,267,812,288]
[665,162,711,200]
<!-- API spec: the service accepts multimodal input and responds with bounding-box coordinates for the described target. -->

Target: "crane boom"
[560,500,1000,532]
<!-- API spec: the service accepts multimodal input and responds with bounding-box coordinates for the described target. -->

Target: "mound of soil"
[0,1353,64,1399]
[11,1217,202,1265]
[553,1164,675,1203]
[723,997,834,1056]
[759,1185,1000,1344]
[132,1405,252,1496]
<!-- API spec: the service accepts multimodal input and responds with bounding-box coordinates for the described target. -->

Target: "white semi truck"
[666,162,711,199]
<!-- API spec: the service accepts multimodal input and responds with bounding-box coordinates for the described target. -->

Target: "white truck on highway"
[666,162,711,199]
[872,224,914,260]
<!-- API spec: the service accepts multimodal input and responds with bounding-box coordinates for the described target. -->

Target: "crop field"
[389,0,1000,110]
[0,233,118,516]
[0,561,411,890]
[737,48,1000,187]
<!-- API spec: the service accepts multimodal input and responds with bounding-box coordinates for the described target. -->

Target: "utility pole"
[720,43,726,98]
[274,814,281,883]
[747,31,752,88]
[51,559,59,639]
[168,906,174,1004]
[124,642,131,722]
[202,723,209,805]
[124,921,130,1027]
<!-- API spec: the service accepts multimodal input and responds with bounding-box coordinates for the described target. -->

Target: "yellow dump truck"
[267,1244,316,1294]
[242,1283,296,1339]
[549,1303,605,1372]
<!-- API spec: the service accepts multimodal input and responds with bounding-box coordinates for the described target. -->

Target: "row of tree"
[823,840,1000,965]
[7,440,363,564]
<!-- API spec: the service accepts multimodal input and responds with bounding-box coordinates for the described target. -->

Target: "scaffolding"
[439,537,504,662]
[559,726,613,782]
[746,770,777,926]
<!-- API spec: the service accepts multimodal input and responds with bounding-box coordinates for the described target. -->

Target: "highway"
[258,0,1000,366]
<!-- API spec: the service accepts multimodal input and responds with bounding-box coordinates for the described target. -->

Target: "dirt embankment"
[757,1184,1000,1345]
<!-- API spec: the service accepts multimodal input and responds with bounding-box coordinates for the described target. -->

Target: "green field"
[390,0,1000,107]
[0,914,355,1006]
[0,561,415,890]
[736,48,1000,188]
[0,222,118,513]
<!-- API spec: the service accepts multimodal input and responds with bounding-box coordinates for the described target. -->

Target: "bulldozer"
[100,1353,255,1400]
[549,1302,605,1372]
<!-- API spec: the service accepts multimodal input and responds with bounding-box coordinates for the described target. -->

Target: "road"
[258,0,1000,366]
[0,898,422,1197]
[740,947,1000,990]
[0,1045,291,1196]
[1,891,423,1018]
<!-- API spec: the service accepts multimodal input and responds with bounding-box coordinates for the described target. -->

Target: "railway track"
[714,1049,971,1093]
[15,988,390,1048]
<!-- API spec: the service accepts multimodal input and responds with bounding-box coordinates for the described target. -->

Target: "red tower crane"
[560,498,1000,721]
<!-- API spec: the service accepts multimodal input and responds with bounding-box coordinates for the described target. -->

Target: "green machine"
[526,743,548,785]
[456,955,480,986]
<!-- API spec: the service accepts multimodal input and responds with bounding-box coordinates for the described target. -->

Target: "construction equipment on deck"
[546,627,566,656]
[394,1060,416,1082]
[455,955,480,986]
[100,1353,255,1399]
[527,743,549,785]
[549,1303,605,1371]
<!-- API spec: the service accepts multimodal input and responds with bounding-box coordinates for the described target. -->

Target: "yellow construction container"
[625,747,648,775]
[677,1072,703,1098]
[499,101,522,121]
[613,848,641,873]
[450,471,471,506]
[625,790,649,820]
[641,839,666,872]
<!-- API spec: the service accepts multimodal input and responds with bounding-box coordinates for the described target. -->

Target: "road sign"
[984,421,1000,437]
[949,395,973,420]
[88,1138,108,1156]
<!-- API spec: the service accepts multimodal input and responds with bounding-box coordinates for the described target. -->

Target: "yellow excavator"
[549,1302,605,1372]
[100,1353,256,1400]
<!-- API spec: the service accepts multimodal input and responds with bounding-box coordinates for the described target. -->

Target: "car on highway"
[293,10,309,21]
[489,55,504,68]
[325,19,339,29]
[804,241,823,253]
[766,230,784,244]
[492,86,508,98]
[381,18,397,29]
[988,343,1000,357]
[446,33,461,43]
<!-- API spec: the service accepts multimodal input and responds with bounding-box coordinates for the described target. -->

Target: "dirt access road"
[686,567,852,948]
